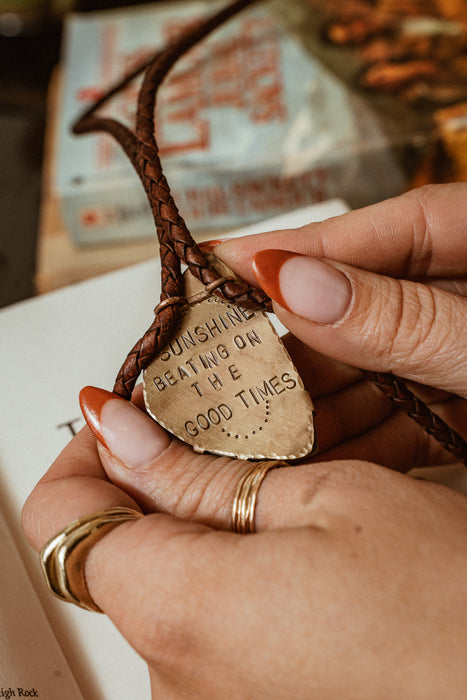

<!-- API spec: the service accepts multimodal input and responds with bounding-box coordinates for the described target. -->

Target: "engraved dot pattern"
[222,399,271,440]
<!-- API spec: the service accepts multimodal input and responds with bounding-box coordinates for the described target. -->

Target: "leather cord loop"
[72,0,467,466]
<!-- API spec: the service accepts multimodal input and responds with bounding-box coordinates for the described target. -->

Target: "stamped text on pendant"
[143,261,316,460]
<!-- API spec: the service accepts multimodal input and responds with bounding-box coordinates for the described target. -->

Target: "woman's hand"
[205,182,467,469]
[22,184,467,699]
[211,182,467,398]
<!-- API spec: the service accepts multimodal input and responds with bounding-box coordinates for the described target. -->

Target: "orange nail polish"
[198,239,224,252]
[79,386,122,448]
[80,386,170,467]
[252,250,298,311]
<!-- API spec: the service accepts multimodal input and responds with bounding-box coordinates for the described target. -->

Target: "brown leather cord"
[364,371,467,464]
[72,0,467,466]
[73,0,269,400]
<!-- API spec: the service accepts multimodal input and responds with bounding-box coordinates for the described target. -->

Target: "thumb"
[79,386,303,531]
[79,385,246,528]
[252,250,467,398]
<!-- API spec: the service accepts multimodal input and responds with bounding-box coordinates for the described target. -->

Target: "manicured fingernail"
[199,239,226,252]
[252,250,351,324]
[79,386,171,468]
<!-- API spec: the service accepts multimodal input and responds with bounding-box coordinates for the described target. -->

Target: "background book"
[0,506,84,699]
[0,200,348,699]
[55,0,404,246]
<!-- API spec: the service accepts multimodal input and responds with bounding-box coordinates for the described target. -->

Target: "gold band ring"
[231,461,287,534]
[40,506,143,613]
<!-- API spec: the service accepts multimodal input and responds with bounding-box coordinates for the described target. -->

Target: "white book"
[0,201,349,699]
[0,506,83,699]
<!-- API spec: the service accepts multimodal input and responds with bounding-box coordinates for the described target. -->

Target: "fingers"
[23,384,347,562]
[23,371,388,557]
[210,183,467,283]
[78,384,405,531]
[21,426,141,552]
[24,366,461,559]
[428,278,467,297]
[82,385,339,532]
[27,442,467,697]
[313,378,393,453]
[78,376,460,530]
[316,408,458,471]
[248,250,467,397]
[281,332,362,397]
[76,462,467,699]
[82,514,328,693]
[24,366,463,561]
[79,386,250,526]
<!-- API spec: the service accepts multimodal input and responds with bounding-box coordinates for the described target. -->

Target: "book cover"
[55,0,402,245]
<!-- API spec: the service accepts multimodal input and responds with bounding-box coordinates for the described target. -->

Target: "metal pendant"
[143,261,316,460]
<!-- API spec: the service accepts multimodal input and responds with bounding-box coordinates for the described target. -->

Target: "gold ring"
[231,461,287,534]
[40,506,143,613]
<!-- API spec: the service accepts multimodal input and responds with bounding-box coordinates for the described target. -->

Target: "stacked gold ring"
[40,506,143,613]
[40,462,287,612]
[231,460,287,534]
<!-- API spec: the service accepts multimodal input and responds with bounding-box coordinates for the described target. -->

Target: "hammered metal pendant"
[143,261,316,460]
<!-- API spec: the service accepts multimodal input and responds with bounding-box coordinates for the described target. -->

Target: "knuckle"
[359,276,453,372]
[403,186,438,275]
[147,446,215,517]
[356,275,405,363]
[160,454,245,530]
[390,283,437,367]
[396,284,458,374]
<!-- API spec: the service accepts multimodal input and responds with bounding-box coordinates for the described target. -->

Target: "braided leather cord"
[72,0,467,465]
[73,0,269,399]
[364,372,467,464]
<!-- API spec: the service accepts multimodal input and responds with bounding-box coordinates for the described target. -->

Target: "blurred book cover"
[55,0,467,246]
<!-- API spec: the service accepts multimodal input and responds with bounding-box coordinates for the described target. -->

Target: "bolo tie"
[71,0,467,465]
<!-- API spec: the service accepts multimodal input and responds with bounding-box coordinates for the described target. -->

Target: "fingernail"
[199,239,226,252]
[79,386,171,468]
[252,250,351,324]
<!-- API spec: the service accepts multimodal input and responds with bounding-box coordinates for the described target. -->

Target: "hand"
[209,182,467,468]
[22,184,467,699]
[212,183,467,397]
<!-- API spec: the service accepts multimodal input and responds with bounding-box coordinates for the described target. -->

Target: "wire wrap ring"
[40,506,143,613]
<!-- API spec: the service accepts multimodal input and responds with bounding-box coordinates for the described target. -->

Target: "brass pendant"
[143,261,316,460]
